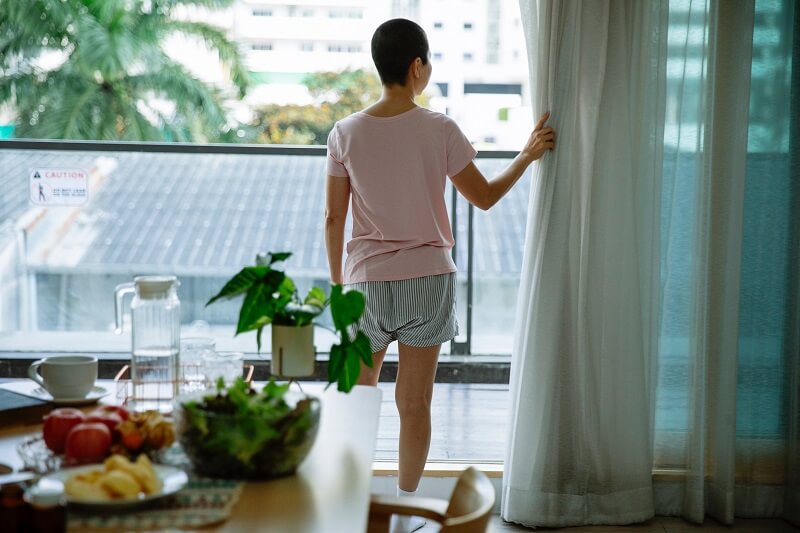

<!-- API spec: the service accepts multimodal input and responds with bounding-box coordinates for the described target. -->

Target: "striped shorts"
[345,273,459,353]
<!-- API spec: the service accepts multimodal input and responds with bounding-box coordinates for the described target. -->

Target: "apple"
[64,422,112,464]
[93,405,130,421]
[85,409,123,435]
[42,408,86,454]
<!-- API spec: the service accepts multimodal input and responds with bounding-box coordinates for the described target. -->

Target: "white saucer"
[33,386,109,405]
[0,381,110,405]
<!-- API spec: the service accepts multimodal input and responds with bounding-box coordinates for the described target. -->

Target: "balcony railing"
[0,139,527,356]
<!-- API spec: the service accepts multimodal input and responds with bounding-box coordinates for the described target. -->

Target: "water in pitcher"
[116,276,181,413]
[132,347,180,412]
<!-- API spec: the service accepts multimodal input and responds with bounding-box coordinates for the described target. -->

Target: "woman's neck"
[362,84,418,117]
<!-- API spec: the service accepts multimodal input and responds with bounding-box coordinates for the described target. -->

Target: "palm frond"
[126,59,229,140]
[70,7,138,83]
[165,20,249,98]
[0,0,74,67]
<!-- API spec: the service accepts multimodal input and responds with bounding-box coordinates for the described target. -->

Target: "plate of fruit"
[18,405,176,474]
[31,453,188,510]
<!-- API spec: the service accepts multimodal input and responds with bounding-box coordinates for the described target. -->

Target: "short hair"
[371,19,429,87]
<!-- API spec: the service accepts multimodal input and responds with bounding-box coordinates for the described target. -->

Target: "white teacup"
[27,355,98,399]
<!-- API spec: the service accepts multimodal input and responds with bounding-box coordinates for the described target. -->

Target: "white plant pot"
[271,325,315,377]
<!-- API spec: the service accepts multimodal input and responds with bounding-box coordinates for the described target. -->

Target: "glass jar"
[115,276,181,412]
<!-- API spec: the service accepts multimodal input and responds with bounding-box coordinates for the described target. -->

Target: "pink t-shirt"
[327,106,477,283]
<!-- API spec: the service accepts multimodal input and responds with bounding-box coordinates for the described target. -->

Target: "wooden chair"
[367,466,496,533]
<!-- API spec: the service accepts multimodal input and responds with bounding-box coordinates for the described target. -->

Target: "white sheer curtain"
[654,0,799,525]
[507,0,799,527]
[652,0,755,524]
[502,1,666,527]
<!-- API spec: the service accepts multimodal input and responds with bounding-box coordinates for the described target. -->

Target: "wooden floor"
[373,382,508,462]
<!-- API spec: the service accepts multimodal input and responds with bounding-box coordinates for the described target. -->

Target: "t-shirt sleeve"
[445,117,478,177]
[326,125,349,178]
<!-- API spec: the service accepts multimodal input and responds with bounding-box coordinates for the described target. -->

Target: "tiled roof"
[0,148,530,277]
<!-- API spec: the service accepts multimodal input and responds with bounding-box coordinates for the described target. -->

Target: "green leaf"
[338,349,362,393]
[256,325,265,353]
[207,266,269,306]
[263,379,290,400]
[352,331,373,368]
[303,287,327,309]
[236,282,272,334]
[330,284,365,332]
[268,251,292,265]
[327,344,344,385]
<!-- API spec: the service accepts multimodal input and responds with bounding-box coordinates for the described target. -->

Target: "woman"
[325,18,554,533]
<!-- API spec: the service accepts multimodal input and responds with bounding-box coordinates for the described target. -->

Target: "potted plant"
[205,251,372,392]
[173,252,374,480]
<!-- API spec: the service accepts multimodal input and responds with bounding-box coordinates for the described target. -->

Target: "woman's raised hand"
[522,111,556,163]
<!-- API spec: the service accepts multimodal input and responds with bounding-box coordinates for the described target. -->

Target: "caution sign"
[30,168,89,206]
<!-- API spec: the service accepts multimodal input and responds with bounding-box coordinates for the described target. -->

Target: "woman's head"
[371,18,430,88]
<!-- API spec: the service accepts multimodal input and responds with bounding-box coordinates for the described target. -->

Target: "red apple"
[85,409,123,435]
[93,405,129,421]
[42,408,86,454]
[64,422,112,464]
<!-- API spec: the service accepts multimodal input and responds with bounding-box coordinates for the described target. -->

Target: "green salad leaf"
[180,378,312,474]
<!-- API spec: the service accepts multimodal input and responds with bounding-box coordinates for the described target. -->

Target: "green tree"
[0,0,248,142]
[253,69,382,145]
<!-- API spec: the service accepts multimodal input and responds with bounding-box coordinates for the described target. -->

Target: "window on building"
[463,52,474,61]
[252,9,272,17]
[433,22,443,29]
[329,9,363,19]
[433,52,444,61]
[464,22,474,30]
[302,9,314,17]
[251,43,273,51]
[301,43,314,52]
[327,44,361,53]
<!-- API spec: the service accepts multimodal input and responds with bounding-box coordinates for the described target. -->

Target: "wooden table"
[0,382,383,533]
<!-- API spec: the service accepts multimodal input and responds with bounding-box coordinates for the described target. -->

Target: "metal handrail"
[0,138,520,355]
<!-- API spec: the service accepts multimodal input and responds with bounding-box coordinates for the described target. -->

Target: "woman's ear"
[413,57,422,78]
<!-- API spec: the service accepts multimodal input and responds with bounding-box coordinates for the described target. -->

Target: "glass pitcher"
[115,276,181,411]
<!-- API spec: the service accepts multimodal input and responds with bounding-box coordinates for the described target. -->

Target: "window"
[0,0,533,362]
[329,9,363,19]
[327,44,361,53]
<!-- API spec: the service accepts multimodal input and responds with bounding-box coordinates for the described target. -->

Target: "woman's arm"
[325,175,351,284]
[450,112,555,210]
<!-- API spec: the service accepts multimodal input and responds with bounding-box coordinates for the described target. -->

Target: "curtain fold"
[502,1,666,527]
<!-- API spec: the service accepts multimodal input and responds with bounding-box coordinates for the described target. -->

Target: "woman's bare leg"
[357,347,387,386]
[395,342,440,491]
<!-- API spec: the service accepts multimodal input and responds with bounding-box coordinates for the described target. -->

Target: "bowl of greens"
[174,378,320,480]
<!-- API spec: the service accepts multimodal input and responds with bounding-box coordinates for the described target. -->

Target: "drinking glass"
[180,337,216,393]
[203,351,244,387]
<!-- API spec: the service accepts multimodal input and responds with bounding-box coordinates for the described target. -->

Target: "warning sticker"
[30,168,89,206]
